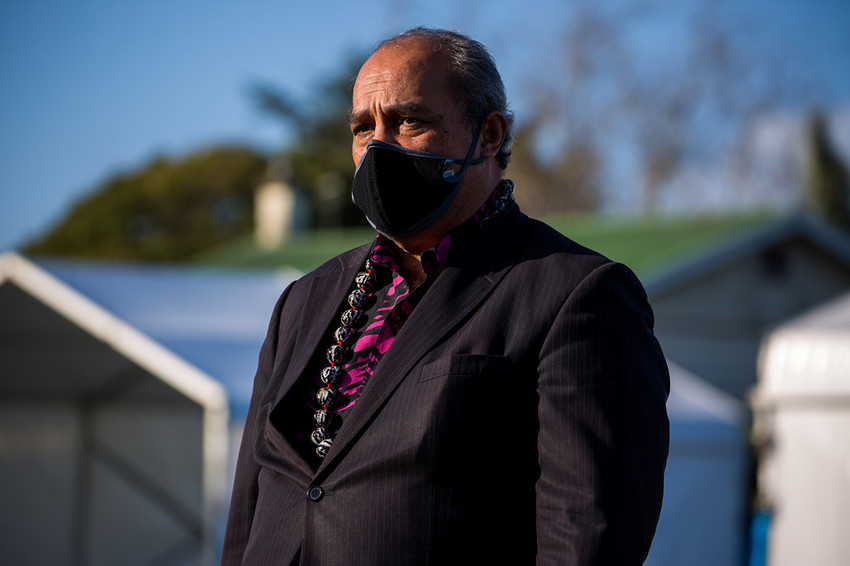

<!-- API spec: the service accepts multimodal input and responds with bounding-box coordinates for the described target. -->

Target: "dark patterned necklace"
[309,179,515,458]
[310,261,376,458]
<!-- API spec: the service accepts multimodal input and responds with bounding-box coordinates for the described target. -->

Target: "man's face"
[349,38,472,168]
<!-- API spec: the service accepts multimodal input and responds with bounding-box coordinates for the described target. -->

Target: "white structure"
[0,253,229,566]
[754,292,850,566]
[254,180,296,249]
[647,362,748,566]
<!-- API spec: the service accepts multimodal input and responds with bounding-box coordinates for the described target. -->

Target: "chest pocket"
[418,353,509,382]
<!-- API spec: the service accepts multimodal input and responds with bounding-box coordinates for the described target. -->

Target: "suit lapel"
[265,244,371,475]
[272,245,371,408]
[317,206,526,475]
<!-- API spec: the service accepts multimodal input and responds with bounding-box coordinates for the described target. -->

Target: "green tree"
[250,52,368,228]
[805,111,850,231]
[25,146,267,261]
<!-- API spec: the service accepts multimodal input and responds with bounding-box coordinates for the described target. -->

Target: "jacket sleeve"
[535,261,670,565]
[221,283,293,566]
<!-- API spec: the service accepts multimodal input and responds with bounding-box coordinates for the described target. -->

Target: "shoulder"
[494,211,653,315]
[510,213,613,281]
[525,216,606,260]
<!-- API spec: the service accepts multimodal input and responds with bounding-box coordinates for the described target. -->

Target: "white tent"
[647,361,748,566]
[0,253,229,566]
[754,291,850,566]
[37,257,300,422]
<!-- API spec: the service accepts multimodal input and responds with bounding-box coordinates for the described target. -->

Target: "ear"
[479,111,508,158]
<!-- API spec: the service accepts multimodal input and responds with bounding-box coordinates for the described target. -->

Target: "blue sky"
[1,0,848,253]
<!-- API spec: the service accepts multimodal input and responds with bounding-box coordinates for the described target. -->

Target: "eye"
[351,123,373,136]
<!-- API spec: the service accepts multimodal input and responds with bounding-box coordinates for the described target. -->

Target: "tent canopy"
[0,253,230,565]
[648,361,747,566]
[36,257,300,419]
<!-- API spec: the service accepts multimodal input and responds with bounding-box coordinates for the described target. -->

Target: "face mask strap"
[442,120,487,183]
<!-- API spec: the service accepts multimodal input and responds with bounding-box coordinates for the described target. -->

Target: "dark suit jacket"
[222,203,670,565]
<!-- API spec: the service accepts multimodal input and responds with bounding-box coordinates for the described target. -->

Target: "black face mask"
[351,124,485,239]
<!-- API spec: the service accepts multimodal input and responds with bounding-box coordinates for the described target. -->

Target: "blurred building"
[646,214,850,401]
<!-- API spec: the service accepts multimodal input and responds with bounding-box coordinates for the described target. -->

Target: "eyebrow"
[347,102,437,125]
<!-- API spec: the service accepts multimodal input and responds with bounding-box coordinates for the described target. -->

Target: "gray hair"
[376,27,515,170]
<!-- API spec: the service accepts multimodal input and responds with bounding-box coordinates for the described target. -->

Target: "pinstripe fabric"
[222,203,670,565]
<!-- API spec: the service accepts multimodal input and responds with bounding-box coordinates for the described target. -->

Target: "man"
[222,27,669,565]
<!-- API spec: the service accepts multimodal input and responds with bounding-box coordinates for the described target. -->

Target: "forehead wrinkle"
[356,72,396,92]
[354,63,398,90]
[350,72,396,117]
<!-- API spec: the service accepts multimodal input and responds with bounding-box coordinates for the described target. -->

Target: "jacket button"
[307,485,324,502]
